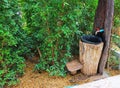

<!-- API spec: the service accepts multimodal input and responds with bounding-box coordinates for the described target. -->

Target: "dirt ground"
[7,59,119,88]
[9,61,86,88]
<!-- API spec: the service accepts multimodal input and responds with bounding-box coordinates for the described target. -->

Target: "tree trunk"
[93,0,107,30]
[79,41,103,75]
[93,0,114,74]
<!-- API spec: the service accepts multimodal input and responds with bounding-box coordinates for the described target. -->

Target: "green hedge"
[0,0,25,87]
[21,0,97,76]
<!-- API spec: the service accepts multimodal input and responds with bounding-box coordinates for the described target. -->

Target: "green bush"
[0,0,25,87]
[114,0,120,27]
[112,34,120,47]
[108,51,119,70]
[112,0,120,47]
[0,0,103,86]
[21,0,97,76]
[1,0,120,87]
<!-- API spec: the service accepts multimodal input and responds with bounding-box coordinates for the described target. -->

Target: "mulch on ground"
[8,58,120,88]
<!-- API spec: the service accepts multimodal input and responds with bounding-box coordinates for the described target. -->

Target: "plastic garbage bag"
[81,35,102,44]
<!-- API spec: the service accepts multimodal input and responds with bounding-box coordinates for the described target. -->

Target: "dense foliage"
[108,50,119,70]
[112,0,120,45]
[21,0,97,76]
[0,0,120,87]
[114,0,120,27]
[0,0,25,87]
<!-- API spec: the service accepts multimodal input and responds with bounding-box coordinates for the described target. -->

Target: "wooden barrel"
[79,41,103,75]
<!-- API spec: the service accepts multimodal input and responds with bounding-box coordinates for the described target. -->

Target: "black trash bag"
[81,35,102,44]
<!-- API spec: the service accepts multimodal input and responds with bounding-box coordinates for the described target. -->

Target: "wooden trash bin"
[79,40,103,75]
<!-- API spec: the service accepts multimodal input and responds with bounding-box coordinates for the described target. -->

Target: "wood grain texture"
[66,59,82,72]
[79,41,103,75]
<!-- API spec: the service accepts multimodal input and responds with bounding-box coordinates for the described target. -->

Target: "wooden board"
[66,59,82,73]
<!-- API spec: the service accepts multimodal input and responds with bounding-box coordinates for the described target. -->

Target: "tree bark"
[79,41,103,75]
[93,0,114,74]
[93,0,107,30]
